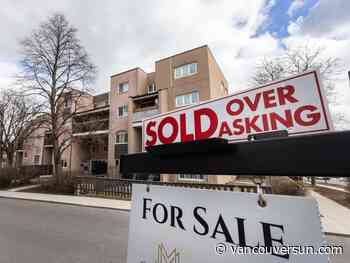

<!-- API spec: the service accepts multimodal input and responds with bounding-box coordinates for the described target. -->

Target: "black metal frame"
[120,131,350,176]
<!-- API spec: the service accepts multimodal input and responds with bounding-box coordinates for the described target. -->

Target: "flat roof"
[110,67,146,78]
[155,45,208,63]
[109,45,209,78]
[74,105,109,116]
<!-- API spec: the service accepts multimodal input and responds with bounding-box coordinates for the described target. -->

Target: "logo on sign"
[156,243,180,263]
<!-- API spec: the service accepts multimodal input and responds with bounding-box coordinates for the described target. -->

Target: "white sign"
[127,184,327,263]
[143,70,333,147]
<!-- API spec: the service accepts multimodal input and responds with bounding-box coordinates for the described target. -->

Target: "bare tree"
[285,45,340,80]
[0,89,41,167]
[252,43,340,91]
[17,13,97,184]
[251,43,346,126]
[252,57,285,85]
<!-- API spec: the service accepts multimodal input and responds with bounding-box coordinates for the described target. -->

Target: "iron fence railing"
[75,176,272,200]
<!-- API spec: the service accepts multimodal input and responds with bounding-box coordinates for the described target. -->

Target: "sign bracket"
[120,131,350,176]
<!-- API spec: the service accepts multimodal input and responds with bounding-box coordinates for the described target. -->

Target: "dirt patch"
[314,186,350,209]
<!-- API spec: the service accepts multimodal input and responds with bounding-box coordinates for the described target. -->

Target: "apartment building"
[16,45,233,184]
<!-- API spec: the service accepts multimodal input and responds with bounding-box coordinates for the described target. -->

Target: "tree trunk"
[311,176,316,187]
[51,103,62,185]
[0,144,3,168]
[52,129,62,185]
[53,149,62,185]
[6,150,14,168]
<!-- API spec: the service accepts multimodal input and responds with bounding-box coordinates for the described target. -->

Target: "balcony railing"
[72,119,109,134]
[132,106,160,123]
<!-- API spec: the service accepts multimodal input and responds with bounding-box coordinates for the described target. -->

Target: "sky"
[0,0,349,128]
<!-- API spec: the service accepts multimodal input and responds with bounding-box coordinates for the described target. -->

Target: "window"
[61,159,67,168]
[118,105,128,118]
[174,63,198,79]
[175,91,199,107]
[118,82,129,93]
[64,97,71,108]
[34,155,40,165]
[116,131,128,144]
[24,152,27,158]
[178,174,205,181]
[148,83,156,93]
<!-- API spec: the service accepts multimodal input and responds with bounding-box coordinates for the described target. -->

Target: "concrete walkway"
[0,191,131,211]
[310,190,350,235]
[317,184,350,193]
[8,184,40,192]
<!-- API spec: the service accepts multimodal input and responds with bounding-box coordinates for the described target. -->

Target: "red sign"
[143,71,333,147]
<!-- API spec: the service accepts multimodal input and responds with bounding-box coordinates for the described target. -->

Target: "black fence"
[75,176,272,200]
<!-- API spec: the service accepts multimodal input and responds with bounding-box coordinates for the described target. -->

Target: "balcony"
[132,106,160,127]
[72,119,109,135]
[72,107,110,135]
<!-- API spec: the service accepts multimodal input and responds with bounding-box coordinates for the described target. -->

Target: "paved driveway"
[0,198,348,263]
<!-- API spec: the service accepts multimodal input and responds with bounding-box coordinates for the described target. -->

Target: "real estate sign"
[143,70,333,147]
[127,184,328,263]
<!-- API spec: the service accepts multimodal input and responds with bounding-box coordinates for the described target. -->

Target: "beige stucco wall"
[74,93,94,113]
[21,127,45,166]
[156,46,230,184]
[69,139,82,172]
[108,68,147,177]
[155,46,211,112]
[207,48,229,99]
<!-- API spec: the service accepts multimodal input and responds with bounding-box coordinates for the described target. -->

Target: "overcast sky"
[0,0,349,128]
